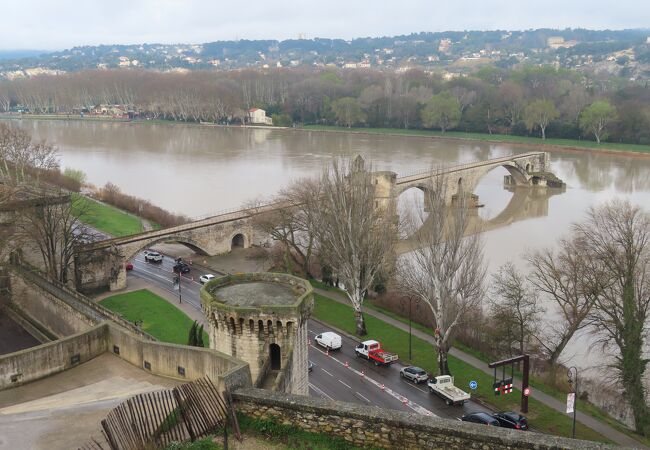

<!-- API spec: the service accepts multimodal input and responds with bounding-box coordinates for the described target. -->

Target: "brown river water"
[14,119,650,372]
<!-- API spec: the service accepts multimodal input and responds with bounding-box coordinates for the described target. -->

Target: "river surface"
[14,119,650,372]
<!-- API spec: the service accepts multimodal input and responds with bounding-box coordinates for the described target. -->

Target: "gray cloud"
[1,0,649,50]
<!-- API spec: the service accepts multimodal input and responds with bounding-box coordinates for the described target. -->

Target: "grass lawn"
[303,125,650,154]
[100,289,208,346]
[313,293,610,443]
[73,193,143,237]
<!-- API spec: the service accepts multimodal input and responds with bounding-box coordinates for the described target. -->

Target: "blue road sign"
[469,380,478,390]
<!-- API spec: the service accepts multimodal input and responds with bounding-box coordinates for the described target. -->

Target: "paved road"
[126,252,489,420]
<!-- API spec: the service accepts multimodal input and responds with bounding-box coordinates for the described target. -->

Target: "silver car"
[400,366,429,384]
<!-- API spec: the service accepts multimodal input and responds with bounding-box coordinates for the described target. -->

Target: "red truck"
[355,340,399,366]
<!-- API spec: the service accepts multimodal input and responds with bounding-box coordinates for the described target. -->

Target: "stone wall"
[0,322,252,392]
[0,324,107,390]
[233,388,617,450]
[9,268,96,338]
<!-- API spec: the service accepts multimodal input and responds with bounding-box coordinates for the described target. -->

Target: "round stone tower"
[201,273,313,395]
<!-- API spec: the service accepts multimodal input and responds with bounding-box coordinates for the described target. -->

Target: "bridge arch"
[230,232,248,249]
[123,235,211,262]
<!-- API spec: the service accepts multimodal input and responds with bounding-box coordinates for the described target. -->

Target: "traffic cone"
[345,361,349,368]
[308,339,311,346]
[402,397,408,405]
[361,370,365,378]
[381,384,385,391]
[326,349,329,357]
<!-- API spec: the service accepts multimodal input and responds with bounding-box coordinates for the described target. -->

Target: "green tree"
[579,100,617,144]
[187,320,204,347]
[420,91,461,133]
[331,97,365,128]
[524,100,559,140]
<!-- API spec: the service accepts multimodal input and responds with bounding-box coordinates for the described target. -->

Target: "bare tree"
[0,123,59,183]
[251,178,321,278]
[397,173,486,375]
[575,200,650,436]
[527,236,600,368]
[317,156,396,336]
[488,262,543,357]
[13,190,89,283]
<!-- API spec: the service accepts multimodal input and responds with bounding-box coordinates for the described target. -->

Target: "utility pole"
[173,274,182,303]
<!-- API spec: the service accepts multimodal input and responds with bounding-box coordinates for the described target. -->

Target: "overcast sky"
[2,0,649,50]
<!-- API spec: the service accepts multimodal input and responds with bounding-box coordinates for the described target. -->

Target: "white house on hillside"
[248,108,273,125]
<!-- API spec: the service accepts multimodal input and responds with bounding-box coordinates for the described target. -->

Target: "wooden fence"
[79,377,239,450]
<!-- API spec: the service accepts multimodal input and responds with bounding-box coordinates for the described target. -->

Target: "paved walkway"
[314,288,644,449]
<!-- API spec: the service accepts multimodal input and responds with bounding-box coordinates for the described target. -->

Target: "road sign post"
[488,354,530,413]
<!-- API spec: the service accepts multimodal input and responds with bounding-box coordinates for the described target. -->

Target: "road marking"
[338,380,352,389]
[401,380,429,395]
[321,368,333,377]
[355,392,371,403]
[130,270,203,312]
[309,343,436,417]
[309,383,333,401]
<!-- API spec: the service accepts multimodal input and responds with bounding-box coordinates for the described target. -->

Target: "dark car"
[460,412,500,426]
[173,262,191,274]
[493,411,528,430]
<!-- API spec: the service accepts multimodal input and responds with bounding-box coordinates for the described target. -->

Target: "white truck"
[355,340,398,366]
[427,375,470,405]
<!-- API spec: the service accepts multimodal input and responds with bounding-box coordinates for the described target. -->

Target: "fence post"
[172,388,197,442]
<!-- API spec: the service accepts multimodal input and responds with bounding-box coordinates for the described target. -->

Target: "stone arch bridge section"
[387,151,551,206]
[74,206,275,292]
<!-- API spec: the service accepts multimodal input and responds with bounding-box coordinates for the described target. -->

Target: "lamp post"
[401,295,419,361]
[173,273,182,304]
[567,366,578,439]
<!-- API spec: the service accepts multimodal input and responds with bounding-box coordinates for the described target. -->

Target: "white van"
[315,332,342,350]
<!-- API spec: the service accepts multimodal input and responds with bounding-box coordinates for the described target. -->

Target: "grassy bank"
[100,289,208,346]
[312,293,609,443]
[304,124,650,154]
[73,193,144,237]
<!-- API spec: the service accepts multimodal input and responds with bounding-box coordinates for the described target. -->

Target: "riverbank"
[303,124,650,156]
[4,114,650,157]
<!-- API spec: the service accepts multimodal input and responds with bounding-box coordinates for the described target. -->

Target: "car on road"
[173,262,191,274]
[427,375,470,405]
[460,412,500,426]
[400,366,428,384]
[493,412,528,430]
[355,340,398,366]
[125,262,134,271]
[144,251,163,263]
[315,331,342,350]
[199,274,216,284]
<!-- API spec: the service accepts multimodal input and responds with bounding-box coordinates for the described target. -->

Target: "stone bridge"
[75,151,559,292]
[375,151,552,210]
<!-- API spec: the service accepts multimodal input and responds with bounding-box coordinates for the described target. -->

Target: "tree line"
[1,66,649,144]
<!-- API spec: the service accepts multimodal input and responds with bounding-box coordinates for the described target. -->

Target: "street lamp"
[401,295,419,361]
[567,366,578,439]
[173,273,182,304]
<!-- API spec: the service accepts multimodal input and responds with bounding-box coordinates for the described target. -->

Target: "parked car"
[493,412,528,430]
[125,262,134,271]
[144,251,163,263]
[400,366,429,384]
[173,262,191,274]
[315,331,342,350]
[308,360,314,372]
[460,412,500,426]
[427,375,470,405]
[199,274,215,284]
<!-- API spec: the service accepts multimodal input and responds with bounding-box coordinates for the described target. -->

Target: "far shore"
[2,113,649,158]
